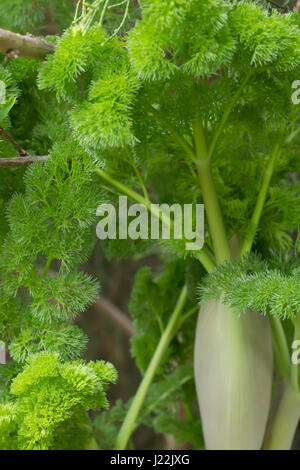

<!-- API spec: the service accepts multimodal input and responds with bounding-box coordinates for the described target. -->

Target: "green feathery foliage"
[1,0,300,451]
[200,254,300,319]
[0,352,117,449]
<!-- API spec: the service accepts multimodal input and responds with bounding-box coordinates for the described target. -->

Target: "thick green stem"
[240,137,283,255]
[291,313,300,392]
[194,250,215,273]
[264,382,300,450]
[94,168,214,273]
[269,316,290,380]
[85,437,99,450]
[115,284,189,450]
[265,314,300,450]
[193,118,231,264]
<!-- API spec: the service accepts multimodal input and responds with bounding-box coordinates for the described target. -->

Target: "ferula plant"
[0,0,300,451]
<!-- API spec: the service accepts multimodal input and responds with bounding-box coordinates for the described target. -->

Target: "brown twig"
[0,155,48,168]
[0,28,55,60]
[93,297,135,338]
[0,126,29,156]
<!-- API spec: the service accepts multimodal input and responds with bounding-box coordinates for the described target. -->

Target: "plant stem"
[95,167,156,209]
[115,284,189,450]
[265,314,300,450]
[240,136,283,254]
[0,126,29,156]
[0,155,48,168]
[148,72,252,264]
[194,250,215,273]
[269,316,290,380]
[208,70,253,158]
[0,28,55,60]
[94,168,214,273]
[177,305,198,328]
[125,148,150,201]
[291,313,300,391]
[95,168,180,233]
[43,256,53,276]
[99,0,109,25]
[193,116,231,264]
[264,382,300,450]
[109,0,130,40]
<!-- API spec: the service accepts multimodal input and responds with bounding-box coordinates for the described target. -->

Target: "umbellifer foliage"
[0,0,300,451]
